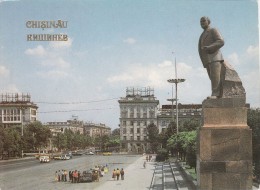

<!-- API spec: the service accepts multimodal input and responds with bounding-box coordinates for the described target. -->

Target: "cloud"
[0,84,20,93]
[227,52,240,65]
[158,60,172,68]
[24,39,73,79]
[37,70,69,79]
[107,60,193,89]
[123,38,136,45]
[0,65,9,77]
[246,45,259,58]
[25,45,46,56]
[40,57,70,69]
[49,37,73,49]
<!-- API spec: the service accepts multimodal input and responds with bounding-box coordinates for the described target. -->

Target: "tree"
[248,108,260,181]
[26,121,51,151]
[146,123,160,153]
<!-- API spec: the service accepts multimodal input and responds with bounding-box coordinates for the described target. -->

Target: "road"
[0,154,141,190]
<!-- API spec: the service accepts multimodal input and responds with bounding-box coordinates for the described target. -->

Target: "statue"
[198,16,245,99]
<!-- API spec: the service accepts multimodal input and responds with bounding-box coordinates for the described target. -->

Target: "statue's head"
[200,16,210,29]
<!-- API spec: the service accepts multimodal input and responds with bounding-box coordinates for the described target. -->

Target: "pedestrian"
[77,170,81,183]
[58,170,61,182]
[64,170,67,182]
[120,168,124,180]
[149,155,152,162]
[116,168,120,180]
[69,171,71,182]
[143,161,146,168]
[146,155,149,162]
[112,169,116,180]
[61,170,64,182]
[55,171,58,182]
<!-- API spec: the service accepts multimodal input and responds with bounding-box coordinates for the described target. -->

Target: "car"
[102,152,112,156]
[72,151,83,156]
[61,154,70,160]
[85,151,94,155]
[39,155,50,163]
[80,171,93,183]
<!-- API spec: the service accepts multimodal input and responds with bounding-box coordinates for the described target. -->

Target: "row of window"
[122,127,147,134]
[121,112,155,118]
[122,136,147,141]
[122,120,153,126]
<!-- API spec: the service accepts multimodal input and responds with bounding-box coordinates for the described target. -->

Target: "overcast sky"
[0,0,259,129]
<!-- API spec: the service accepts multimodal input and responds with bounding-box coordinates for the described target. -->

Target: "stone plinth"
[197,99,252,190]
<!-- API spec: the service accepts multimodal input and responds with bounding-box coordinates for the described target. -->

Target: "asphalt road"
[0,154,141,190]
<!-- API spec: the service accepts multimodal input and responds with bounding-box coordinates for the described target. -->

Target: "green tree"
[147,123,160,153]
[248,108,260,181]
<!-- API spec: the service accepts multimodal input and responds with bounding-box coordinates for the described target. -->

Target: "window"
[123,128,126,134]
[137,128,140,133]
[137,136,140,141]
[123,121,126,126]
[130,121,134,126]
[130,128,134,134]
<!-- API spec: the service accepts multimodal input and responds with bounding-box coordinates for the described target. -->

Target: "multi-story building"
[157,104,202,133]
[45,116,111,138]
[45,116,84,136]
[0,93,38,127]
[84,122,111,138]
[118,87,159,153]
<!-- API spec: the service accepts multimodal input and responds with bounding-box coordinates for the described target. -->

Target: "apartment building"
[84,122,111,138]
[157,104,202,133]
[0,93,38,127]
[118,87,159,153]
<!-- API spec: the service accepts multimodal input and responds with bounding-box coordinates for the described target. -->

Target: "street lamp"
[167,57,185,134]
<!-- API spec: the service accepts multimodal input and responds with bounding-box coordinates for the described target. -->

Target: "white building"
[118,87,159,153]
[0,93,38,127]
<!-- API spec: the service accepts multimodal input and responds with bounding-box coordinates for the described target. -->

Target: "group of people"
[55,170,68,182]
[55,170,82,183]
[112,168,124,180]
[54,165,109,183]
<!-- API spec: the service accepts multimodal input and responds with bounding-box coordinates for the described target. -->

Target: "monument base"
[197,102,252,190]
[197,127,252,190]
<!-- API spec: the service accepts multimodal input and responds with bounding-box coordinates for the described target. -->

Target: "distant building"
[84,122,111,138]
[0,93,38,127]
[45,116,111,138]
[118,87,159,153]
[45,116,84,136]
[157,104,202,133]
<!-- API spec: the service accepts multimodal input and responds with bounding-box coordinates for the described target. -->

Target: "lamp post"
[167,57,185,135]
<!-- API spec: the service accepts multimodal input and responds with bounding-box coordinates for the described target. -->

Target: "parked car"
[61,154,70,160]
[80,171,93,183]
[102,151,112,156]
[85,151,94,155]
[39,155,50,163]
[53,155,62,160]
[72,151,83,156]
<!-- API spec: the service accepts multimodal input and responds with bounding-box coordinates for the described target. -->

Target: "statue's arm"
[206,28,224,54]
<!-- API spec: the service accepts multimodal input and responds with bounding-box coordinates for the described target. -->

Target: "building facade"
[0,93,38,127]
[118,87,159,153]
[84,122,111,138]
[157,104,202,133]
[45,116,84,136]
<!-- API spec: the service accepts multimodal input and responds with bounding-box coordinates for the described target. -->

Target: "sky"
[0,0,259,130]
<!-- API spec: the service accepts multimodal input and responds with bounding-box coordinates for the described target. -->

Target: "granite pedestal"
[197,98,252,190]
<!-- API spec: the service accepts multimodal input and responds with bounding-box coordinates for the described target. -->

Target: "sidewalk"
[95,155,154,190]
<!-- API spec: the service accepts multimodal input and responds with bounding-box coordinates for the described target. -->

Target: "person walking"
[143,160,146,168]
[55,171,58,182]
[112,169,116,180]
[58,170,61,182]
[120,168,124,180]
[116,168,120,180]
[64,170,67,182]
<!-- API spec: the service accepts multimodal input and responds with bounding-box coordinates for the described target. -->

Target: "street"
[0,154,141,190]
